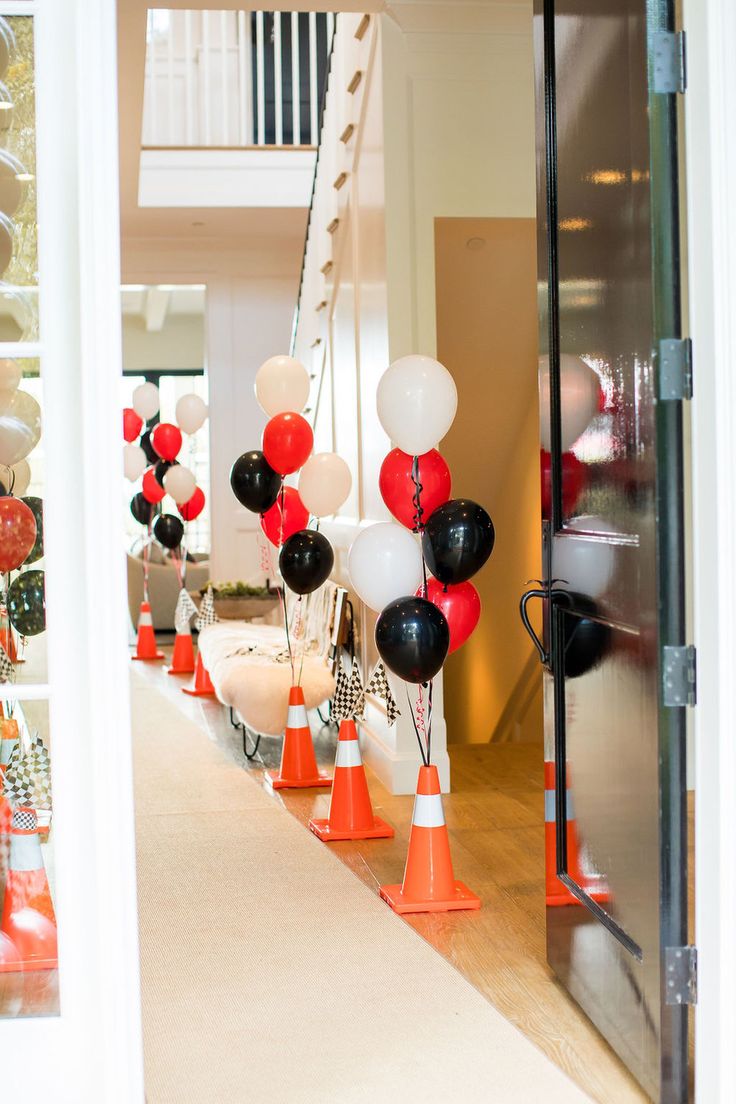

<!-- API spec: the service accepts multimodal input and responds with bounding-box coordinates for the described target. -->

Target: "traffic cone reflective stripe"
[0,808,58,972]
[266,686,331,790]
[0,717,18,835]
[132,601,164,662]
[309,719,393,841]
[380,764,480,914]
[168,631,195,675]
[182,652,215,696]
[544,761,609,907]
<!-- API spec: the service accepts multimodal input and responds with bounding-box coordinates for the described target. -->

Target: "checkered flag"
[332,660,355,722]
[366,662,400,726]
[3,731,52,811]
[0,642,14,683]
[195,584,219,631]
[175,588,198,635]
[348,656,366,720]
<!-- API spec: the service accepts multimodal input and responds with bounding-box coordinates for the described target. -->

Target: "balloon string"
[427,679,434,765]
[411,455,428,596]
[276,480,295,680]
[405,687,429,767]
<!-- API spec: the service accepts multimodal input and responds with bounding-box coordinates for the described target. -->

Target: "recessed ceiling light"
[559,217,592,232]
[192,220,204,227]
[15,173,33,182]
[466,237,486,251]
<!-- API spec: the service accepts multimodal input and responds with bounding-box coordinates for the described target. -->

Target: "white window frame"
[2,0,143,1099]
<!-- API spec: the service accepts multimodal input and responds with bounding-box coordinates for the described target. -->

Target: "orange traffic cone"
[0,807,57,971]
[265,686,332,790]
[0,931,22,973]
[0,608,19,664]
[309,719,393,841]
[0,717,19,835]
[380,764,480,914]
[167,631,195,675]
[182,651,215,697]
[544,761,609,906]
[131,601,164,661]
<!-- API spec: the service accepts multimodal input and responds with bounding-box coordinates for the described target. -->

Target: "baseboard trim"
[359,718,451,795]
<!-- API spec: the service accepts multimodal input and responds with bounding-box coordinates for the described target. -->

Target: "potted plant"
[196,580,280,621]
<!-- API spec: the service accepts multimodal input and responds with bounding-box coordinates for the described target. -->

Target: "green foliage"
[201,581,271,598]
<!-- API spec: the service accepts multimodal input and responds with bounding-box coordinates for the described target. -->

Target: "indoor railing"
[142,9,334,149]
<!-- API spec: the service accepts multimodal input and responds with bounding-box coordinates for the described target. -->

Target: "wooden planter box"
[190,592,280,621]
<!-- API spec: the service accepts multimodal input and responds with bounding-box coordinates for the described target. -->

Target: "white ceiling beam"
[144,286,170,331]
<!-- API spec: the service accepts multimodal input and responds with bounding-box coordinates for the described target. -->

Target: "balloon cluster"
[230,355,351,596]
[538,354,603,518]
[124,382,209,552]
[349,355,495,692]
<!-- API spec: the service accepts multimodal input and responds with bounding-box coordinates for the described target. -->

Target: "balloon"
[551,516,616,600]
[422,499,495,585]
[260,487,309,547]
[151,422,182,462]
[123,443,147,482]
[7,460,29,496]
[348,522,423,613]
[123,407,143,443]
[132,381,159,421]
[154,458,174,485]
[154,513,184,550]
[557,592,611,678]
[279,530,334,595]
[20,496,43,564]
[7,568,45,636]
[540,449,587,518]
[0,390,41,466]
[423,578,481,654]
[230,450,281,514]
[0,496,36,572]
[379,448,451,531]
[142,467,165,504]
[175,393,208,435]
[255,354,310,417]
[163,463,196,504]
[262,412,313,476]
[130,492,154,526]
[376,355,458,456]
[178,486,205,521]
[139,429,158,465]
[298,452,351,518]
[539,354,600,452]
[0,151,27,218]
[0,358,21,399]
[375,596,450,684]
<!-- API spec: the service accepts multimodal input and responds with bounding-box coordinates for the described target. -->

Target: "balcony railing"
[142,9,333,149]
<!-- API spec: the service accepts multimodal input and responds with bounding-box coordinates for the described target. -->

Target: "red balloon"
[262,413,313,476]
[422,577,481,654]
[0,497,37,573]
[142,467,166,504]
[178,486,205,521]
[260,486,309,547]
[123,407,143,443]
[540,450,587,518]
[379,448,451,530]
[151,422,182,462]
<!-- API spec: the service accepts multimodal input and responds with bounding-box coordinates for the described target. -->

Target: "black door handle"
[519,586,549,666]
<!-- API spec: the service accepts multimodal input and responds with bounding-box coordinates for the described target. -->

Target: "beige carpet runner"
[132,675,593,1104]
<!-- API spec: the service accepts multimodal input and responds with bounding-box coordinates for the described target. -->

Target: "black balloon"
[279,530,334,595]
[557,592,611,679]
[140,429,159,465]
[21,496,43,564]
[154,513,184,550]
[375,596,450,684]
[422,498,495,585]
[154,458,176,486]
[130,491,154,526]
[230,450,281,514]
[7,569,45,637]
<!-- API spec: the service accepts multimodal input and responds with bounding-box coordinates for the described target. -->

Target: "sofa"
[126,550,210,632]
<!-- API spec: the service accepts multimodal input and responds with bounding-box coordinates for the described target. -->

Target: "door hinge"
[658,338,693,400]
[652,31,687,94]
[662,645,697,707]
[665,945,697,1005]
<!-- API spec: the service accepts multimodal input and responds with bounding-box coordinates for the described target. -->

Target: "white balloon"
[123,443,147,483]
[8,458,29,495]
[539,354,600,452]
[348,523,423,613]
[132,381,160,421]
[552,515,616,600]
[0,357,21,398]
[175,392,208,435]
[376,355,458,456]
[298,453,352,518]
[255,354,310,417]
[163,463,197,504]
[0,389,40,465]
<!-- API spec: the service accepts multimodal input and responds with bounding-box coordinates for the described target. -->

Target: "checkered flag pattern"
[348,656,365,720]
[175,588,199,635]
[0,642,14,683]
[366,663,401,726]
[332,660,355,722]
[195,584,219,631]
[3,732,52,811]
